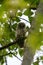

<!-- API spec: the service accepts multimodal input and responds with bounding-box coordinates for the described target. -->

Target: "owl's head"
[18,22,25,29]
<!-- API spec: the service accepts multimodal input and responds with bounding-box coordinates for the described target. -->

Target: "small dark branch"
[13,54,22,61]
[0,52,12,57]
[0,52,22,62]
[5,57,7,65]
[0,39,18,51]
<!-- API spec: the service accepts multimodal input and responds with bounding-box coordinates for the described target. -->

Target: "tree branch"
[0,52,22,61]
[5,57,7,65]
[0,17,35,51]
[0,20,35,51]
[0,39,18,51]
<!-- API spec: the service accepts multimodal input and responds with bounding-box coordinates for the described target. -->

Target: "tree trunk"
[22,1,43,65]
[22,46,34,65]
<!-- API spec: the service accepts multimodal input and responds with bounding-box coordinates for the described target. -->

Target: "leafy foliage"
[0,0,43,65]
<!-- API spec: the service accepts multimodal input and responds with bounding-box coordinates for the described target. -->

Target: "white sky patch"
[17,10,21,12]
[40,46,43,50]
[22,9,27,13]
[31,9,36,17]
[33,50,43,63]
[41,24,43,27]
[6,54,23,65]
[0,4,2,7]
[0,23,4,27]
[39,28,42,32]
[27,3,30,6]
[17,53,23,60]
[39,24,43,32]
[20,15,31,28]
[10,10,13,13]
[25,31,29,37]
[7,57,21,65]
[10,38,13,42]
[39,61,43,65]
[2,14,7,18]
[1,24,4,27]
[2,10,43,65]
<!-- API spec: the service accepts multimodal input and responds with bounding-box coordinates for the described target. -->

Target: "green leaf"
[19,48,24,57]
[9,54,12,57]
[40,56,43,60]
[24,8,33,16]
[29,17,33,23]
[33,57,39,65]
[0,0,4,4]
[0,57,5,65]
[16,12,22,16]
[14,17,20,22]
[12,23,17,30]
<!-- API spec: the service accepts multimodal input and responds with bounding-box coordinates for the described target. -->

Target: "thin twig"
[5,57,7,65]
[0,52,22,62]
[13,54,22,61]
